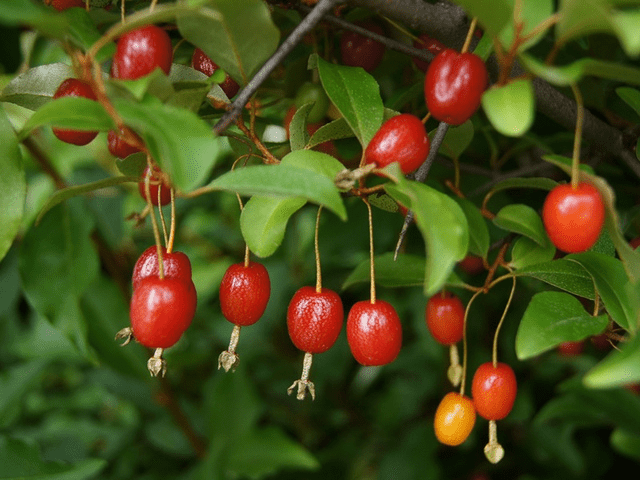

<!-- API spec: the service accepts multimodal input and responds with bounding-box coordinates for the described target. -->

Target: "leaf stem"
[315,206,323,293]
[461,17,477,54]
[364,198,376,304]
[492,274,516,366]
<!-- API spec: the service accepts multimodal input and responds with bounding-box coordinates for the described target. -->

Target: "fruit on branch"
[46,0,85,11]
[340,21,386,73]
[542,182,605,253]
[434,391,476,446]
[412,33,445,72]
[458,255,485,275]
[294,82,330,124]
[424,49,488,125]
[129,276,197,349]
[108,128,142,158]
[219,262,271,327]
[52,78,98,146]
[191,47,240,99]
[365,113,430,174]
[425,292,465,346]
[111,25,173,80]
[471,362,517,421]
[139,165,172,206]
[557,340,584,356]
[346,300,402,366]
[132,246,193,290]
[287,286,344,354]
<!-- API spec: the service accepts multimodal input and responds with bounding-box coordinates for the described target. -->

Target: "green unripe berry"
[294,82,329,124]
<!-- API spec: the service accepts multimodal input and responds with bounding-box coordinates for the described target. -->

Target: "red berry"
[219,262,271,327]
[365,114,430,174]
[47,0,84,11]
[111,25,173,80]
[132,246,193,291]
[108,128,142,158]
[412,33,445,72]
[458,255,484,275]
[434,392,476,446]
[52,78,98,146]
[424,49,488,125]
[340,21,386,73]
[542,182,605,253]
[346,300,402,366]
[138,166,172,206]
[287,286,344,354]
[557,340,584,356]
[471,362,517,421]
[130,276,197,348]
[191,47,240,98]
[425,292,465,346]
[631,237,640,249]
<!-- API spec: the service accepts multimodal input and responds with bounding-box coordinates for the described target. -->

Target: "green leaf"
[18,97,115,140]
[385,164,468,296]
[0,361,47,429]
[0,0,68,39]
[115,152,147,177]
[557,0,640,57]
[0,107,25,262]
[584,333,640,389]
[228,427,319,477]
[499,0,554,51]
[315,55,384,147]
[177,0,280,84]
[510,236,556,270]
[481,79,535,137]
[451,0,513,40]
[114,97,222,192]
[565,252,640,333]
[206,164,346,220]
[438,120,474,159]
[289,102,314,151]
[280,149,345,180]
[0,63,74,110]
[493,203,548,245]
[521,53,640,87]
[452,197,490,259]
[515,258,595,299]
[616,87,640,119]
[240,196,307,258]
[611,428,640,462]
[36,175,139,225]
[343,253,426,289]
[0,435,107,479]
[515,291,609,359]
[307,117,356,148]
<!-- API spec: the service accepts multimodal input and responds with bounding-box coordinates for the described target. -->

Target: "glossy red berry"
[108,128,142,158]
[424,49,488,125]
[340,21,386,73]
[132,246,193,291]
[434,392,476,446]
[287,286,344,354]
[191,47,240,99]
[365,114,430,174]
[471,362,517,421]
[346,300,402,366]
[138,166,172,206]
[412,33,445,72]
[542,182,605,253]
[47,0,84,10]
[52,78,98,146]
[426,292,465,346]
[111,25,173,80]
[130,276,197,348]
[219,262,271,327]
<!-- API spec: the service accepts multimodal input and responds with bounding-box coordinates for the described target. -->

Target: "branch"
[213,0,340,134]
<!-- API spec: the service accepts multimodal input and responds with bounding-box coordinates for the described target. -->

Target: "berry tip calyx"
[115,327,134,346]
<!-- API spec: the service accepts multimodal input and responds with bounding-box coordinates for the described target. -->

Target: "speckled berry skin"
[132,246,193,291]
[346,300,402,366]
[424,49,488,125]
[365,113,430,174]
[130,276,197,349]
[191,47,240,98]
[471,362,517,421]
[425,292,465,346]
[287,287,344,354]
[219,262,271,327]
[111,25,173,80]
[52,78,98,146]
